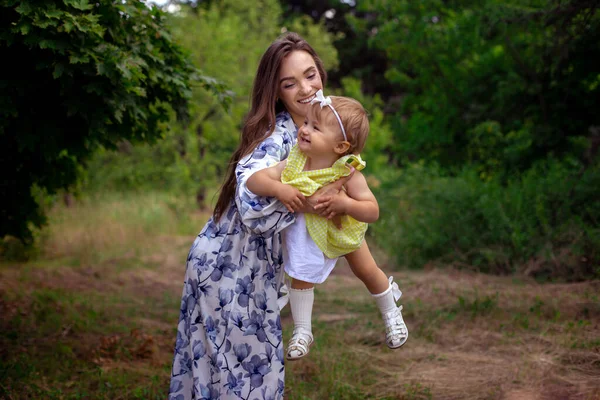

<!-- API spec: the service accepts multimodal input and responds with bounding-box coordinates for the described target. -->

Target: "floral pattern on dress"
[169,112,297,400]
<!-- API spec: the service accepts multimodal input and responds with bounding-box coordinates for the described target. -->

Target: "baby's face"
[297,106,345,158]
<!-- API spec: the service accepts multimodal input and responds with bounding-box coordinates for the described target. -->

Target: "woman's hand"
[310,167,355,202]
[303,167,355,211]
[298,199,317,214]
[298,168,355,220]
[311,190,350,229]
[314,191,350,219]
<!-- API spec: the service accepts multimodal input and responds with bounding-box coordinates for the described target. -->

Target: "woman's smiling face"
[277,50,323,127]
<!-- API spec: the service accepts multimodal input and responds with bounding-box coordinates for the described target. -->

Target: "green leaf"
[63,0,94,11]
[53,63,65,79]
[69,53,90,64]
[62,19,74,33]
[14,1,32,15]
[18,22,31,35]
[45,9,63,19]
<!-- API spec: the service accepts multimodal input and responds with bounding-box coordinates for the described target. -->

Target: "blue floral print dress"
[169,112,298,400]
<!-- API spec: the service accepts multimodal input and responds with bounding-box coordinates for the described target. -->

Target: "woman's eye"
[307,74,316,80]
[284,83,295,89]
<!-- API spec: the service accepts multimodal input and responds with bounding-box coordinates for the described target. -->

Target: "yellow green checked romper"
[281,145,367,268]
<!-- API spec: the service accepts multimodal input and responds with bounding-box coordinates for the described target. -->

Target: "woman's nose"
[300,79,312,95]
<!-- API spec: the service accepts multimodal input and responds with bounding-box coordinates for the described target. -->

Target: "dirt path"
[1,235,599,399]
[285,249,600,399]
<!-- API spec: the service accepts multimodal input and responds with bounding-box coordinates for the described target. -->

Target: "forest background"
[6,0,596,276]
[1,0,599,398]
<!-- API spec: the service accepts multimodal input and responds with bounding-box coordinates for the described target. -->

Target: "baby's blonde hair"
[311,96,369,155]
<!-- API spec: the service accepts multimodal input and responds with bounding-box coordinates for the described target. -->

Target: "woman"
[169,32,333,400]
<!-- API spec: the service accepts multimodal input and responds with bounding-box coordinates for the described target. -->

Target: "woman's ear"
[334,141,351,155]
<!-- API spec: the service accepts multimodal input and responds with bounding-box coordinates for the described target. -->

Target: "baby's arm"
[314,171,379,223]
[246,161,305,213]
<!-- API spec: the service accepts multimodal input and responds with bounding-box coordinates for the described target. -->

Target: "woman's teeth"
[299,94,316,104]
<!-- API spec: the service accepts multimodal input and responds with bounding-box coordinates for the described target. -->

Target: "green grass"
[0,193,197,399]
[0,264,181,399]
[6,191,205,266]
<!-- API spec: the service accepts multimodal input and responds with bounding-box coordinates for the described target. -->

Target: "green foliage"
[334,0,600,277]
[337,77,394,176]
[283,15,340,72]
[371,158,600,279]
[360,0,599,174]
[85,1,340,206]
[0,0,228,242]
[13,0,597,278]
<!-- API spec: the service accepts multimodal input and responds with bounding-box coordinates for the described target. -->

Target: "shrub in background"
[371,159,600,281]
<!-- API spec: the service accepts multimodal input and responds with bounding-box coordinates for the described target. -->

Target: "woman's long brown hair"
[213,32,327,221]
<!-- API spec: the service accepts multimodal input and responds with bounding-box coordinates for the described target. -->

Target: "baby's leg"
[291,279,315,290]
[290,278,314,334]
[345,240,408,349]
[287,278,315,360]
[344,240,389,294]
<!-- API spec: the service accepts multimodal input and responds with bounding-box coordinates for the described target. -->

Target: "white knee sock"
[289,287,314,333]
[372,283,397,316]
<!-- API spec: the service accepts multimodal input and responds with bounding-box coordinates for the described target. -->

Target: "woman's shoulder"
[275,110,293,126]
[237,112,296,167]
[237,112,297,167]
[259,111,296,151]
[273,111,297,139]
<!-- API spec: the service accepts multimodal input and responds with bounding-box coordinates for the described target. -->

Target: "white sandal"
[384,305,408,349]
[286,327,313,361]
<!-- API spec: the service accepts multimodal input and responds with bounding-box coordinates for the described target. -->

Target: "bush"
[371,159,600,280]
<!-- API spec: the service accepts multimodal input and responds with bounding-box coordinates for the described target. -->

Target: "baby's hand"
[276,185,305,213]
[314,193,349,220]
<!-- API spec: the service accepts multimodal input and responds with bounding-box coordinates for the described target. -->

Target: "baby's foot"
[383,305,408,348]
[286,327,313,360]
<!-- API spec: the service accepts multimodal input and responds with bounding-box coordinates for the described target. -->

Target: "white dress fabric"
[169,112,298,400]
[282,213,338,284]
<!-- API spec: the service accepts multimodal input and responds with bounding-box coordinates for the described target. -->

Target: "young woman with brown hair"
[169,32,331,400]
[169,32,406,400]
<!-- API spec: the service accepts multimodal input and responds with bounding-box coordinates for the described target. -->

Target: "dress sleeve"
[235,117,296,234]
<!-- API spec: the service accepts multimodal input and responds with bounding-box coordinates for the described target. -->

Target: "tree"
[278,0,390,97]
[361,0,600,172]
[84,0,340,208]
[0,0,227,242]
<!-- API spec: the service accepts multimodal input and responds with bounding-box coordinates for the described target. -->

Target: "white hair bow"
[311,89,332,108]
[309,89,347,141]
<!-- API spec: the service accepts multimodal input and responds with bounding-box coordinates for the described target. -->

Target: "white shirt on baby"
[282,213,338,284]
